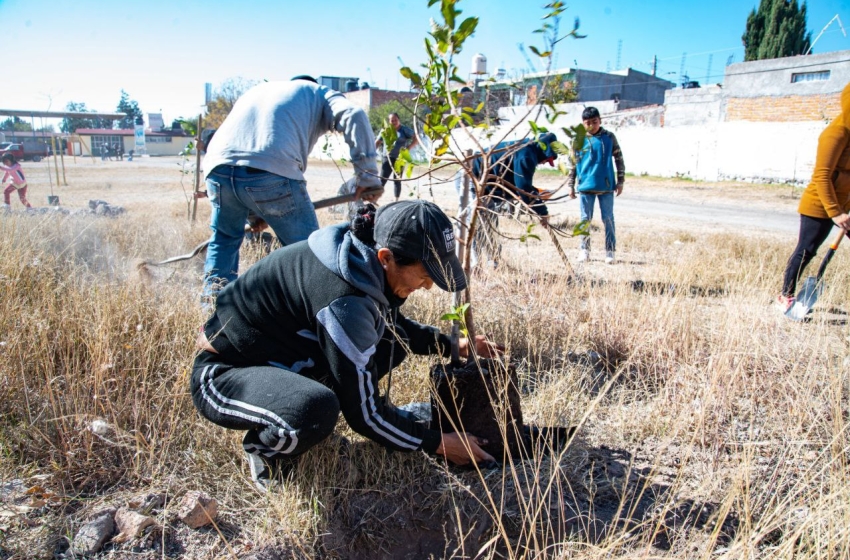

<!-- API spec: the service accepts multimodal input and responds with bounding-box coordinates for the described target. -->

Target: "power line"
[654,46,742,61]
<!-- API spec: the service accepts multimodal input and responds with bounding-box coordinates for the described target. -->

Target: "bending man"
[201,76,383,298]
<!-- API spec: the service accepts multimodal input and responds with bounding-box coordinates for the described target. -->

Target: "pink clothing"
[4,183,31,207]
[1,163,27,188]
[2,163,31,207]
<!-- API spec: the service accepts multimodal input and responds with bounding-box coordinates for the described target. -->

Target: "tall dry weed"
[0,195,848,558]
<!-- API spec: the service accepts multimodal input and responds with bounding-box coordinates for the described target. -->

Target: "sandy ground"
[11,155,803,240]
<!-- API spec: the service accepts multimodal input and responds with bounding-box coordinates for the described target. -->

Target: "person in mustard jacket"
[779,83,850,312]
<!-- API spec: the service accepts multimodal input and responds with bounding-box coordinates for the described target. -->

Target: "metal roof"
[0,109,127,119]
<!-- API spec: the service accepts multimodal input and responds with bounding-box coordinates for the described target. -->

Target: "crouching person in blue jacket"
[191,200,502,491]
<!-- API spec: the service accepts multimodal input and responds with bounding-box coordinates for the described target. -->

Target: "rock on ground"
[177,491,218,529]
[71,508,116,556]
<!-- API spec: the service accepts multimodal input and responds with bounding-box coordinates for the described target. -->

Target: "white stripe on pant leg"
[200,364,299,455]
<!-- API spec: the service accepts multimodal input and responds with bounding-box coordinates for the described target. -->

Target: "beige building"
[74,128,193,157]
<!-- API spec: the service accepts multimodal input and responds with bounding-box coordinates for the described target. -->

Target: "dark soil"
[430,358,526,462]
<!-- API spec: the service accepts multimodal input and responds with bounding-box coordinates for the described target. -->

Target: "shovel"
[786,228,847,321]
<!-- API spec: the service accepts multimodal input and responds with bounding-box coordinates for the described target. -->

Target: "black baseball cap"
[374,200,467,292]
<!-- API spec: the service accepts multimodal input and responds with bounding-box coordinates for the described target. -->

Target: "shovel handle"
[312,192,358,210]
[814,227,848,281]
[312,186,384,210]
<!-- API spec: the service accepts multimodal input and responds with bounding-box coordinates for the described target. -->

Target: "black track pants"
[190,334,408,460]
[781,215,836,297]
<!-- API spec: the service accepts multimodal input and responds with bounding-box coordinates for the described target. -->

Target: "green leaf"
[551,141,569,155]
[176,119,198,136]
[441,0,456,30]
[455,16,478,43]
[519,223,542,243]
[400,67,422,87]
[573,220,591,237]
[424,38,435,59]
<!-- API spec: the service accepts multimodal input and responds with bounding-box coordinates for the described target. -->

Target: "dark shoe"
[245,452,297,493]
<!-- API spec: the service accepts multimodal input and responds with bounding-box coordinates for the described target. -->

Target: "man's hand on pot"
[437,432,496,466]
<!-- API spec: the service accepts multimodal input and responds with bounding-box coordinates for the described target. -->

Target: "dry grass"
[0,157,848,558]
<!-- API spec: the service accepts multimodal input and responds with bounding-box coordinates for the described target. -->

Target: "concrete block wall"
[664,86,724,126]
[614,121,824,183]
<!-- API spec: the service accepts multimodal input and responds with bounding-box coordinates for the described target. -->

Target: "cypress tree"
[742,0,812,61]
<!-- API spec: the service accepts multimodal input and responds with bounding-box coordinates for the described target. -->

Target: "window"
[92,135,124,154]
[791,70,830,83]
[145,136,173,143]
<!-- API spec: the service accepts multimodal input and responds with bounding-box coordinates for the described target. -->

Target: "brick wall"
[726,93,841,122]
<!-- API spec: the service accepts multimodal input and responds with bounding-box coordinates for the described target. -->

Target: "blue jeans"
[578,192,615,252]
[203,165,319,296]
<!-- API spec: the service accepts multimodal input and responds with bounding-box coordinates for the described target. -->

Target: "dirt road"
[18,157,803,237]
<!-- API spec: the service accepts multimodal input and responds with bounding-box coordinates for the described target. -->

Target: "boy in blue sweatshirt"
[567,107,626,264]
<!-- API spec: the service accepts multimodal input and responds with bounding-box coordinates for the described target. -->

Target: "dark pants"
[381,157,402,199]
[190,333,408,460]
[781,215,837,297]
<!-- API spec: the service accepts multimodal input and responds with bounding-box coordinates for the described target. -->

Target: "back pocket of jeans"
[206,179,222,209]
[245,181,296,218]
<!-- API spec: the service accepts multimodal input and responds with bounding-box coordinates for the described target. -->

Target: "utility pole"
[615,39,622,70]
[651,55,657,76]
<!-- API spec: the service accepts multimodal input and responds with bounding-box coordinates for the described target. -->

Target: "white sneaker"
[577,249,589,262]
[605,251,615,264]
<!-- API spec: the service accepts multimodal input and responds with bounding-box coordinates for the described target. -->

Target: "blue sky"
[2,0,848,125]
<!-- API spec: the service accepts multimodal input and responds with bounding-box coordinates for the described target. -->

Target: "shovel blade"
[786,276,824,321]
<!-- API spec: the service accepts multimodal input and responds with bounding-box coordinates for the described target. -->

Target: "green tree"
[742,0,811,61]
[540,74,578,104]
[0,117,33,132]
[60,102,114,133]
[203,77,257,129]
[116,90,144,129]
[400,0,585,346]
[61,102,93,133]
[368,100,416,135]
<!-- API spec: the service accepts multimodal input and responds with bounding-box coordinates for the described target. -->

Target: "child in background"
[1,154,33,211]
